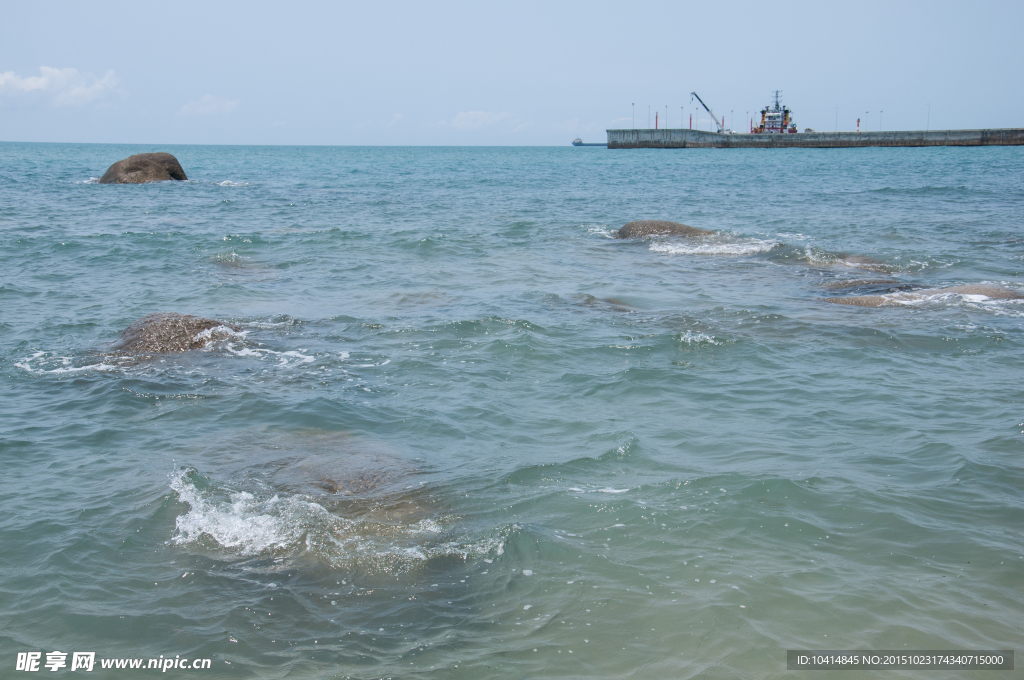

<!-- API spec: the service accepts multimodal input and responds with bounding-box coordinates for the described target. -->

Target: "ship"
[572,138,607,147]
[753,91,797,134]
[603,89,1024,147]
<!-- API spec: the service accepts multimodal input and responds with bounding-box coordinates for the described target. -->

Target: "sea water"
[1,142,1022,678]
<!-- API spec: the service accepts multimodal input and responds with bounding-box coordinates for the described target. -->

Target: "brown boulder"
[113,313,239,354]
[99,153,188,184]
[617,220,711,238]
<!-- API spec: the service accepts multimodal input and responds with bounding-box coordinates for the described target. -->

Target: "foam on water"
[171,472,302,555]
[586,225,618,239]
[169,468,505,573]
[649,236,781,256]
[225,344,315,366]
[883,289,1024,312]
[15,351,121,375]
[677,331,722,346]
[194,325,247,344]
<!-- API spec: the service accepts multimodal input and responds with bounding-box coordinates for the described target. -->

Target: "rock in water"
[617,220,711,238]
[938,284,1024,299]
[99,153,188,184]
[825,284,1024,307]
[820,279,905,291]
[824,295,891,307]
[113,313,239,353]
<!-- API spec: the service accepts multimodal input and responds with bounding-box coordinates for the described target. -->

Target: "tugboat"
[753,91,798,133]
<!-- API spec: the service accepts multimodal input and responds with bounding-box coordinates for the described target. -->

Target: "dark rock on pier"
[617,220,711,239]
[113,313,239,353]
[99,153,188,184]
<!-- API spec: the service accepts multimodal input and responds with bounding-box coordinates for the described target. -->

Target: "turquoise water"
[2,142,1022,678]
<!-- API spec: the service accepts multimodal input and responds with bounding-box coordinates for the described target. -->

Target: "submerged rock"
[839,255,891,272]
[825,284,1024,307]
[820,279,906,290]
[617,220,711,239]
[99,153,188,184]
[824,294,891,307]
[113,312,239,353]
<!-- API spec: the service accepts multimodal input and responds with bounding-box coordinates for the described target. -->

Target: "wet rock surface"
[617,220,712,239]
[113,312,239,354]
[825,284,1024,307]
[99,153,188,184]
[820,279,907,291]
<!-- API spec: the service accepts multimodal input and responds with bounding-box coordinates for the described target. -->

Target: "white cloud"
[178,94,239,117]
[451,110,510,130]
[0,66,118,106]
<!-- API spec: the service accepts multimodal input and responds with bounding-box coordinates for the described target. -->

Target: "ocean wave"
[677,331,722,346]
[352,358,390,368]
[225,344,315,366]
[15,351,121,375]
[650,237,780,256]
[216,180,250,187]
[586,225,618,239]
[211,251,242,265]
[195,325,247,344]
[237,317,304,330]
[828,285,1024,313]
[169,468,505,572]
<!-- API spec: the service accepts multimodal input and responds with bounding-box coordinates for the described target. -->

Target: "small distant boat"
[572,138,607,147]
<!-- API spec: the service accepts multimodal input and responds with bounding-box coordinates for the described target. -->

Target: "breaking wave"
[15,351,121,375]
[650,237,780,256]
[169,468,506,573]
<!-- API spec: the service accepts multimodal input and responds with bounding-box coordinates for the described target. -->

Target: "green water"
[1,143,1022,678]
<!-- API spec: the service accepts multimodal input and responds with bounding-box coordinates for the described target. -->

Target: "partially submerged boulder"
[820,279,905,291]
[113,312,239,353]
[825,284,1024,307]
[839,255,892,273]
[99,153,188,184]
[617,220,711,239]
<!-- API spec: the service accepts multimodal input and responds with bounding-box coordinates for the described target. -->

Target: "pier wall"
[606,128,1024,149]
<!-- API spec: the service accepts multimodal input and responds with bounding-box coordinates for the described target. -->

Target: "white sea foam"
[171,474,315,555]
[884,290,1024,312]
[216,180,250,187]
[169,469,505,571]
[353,358,390,367]
[568,486,631,495]
[677,331,721,346]
[15,351,119,375]
[239,319,301,330]
[194,325,247,345]
[587,225,618,239]
[225,345,315,366]
[650,237,780,256]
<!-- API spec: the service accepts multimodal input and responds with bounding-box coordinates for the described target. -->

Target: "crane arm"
[690,92,725,133]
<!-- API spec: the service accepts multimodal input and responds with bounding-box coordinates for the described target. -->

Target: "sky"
[1,0,1021,145]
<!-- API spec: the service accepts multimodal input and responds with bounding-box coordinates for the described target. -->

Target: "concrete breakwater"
[607,128,1024,149]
